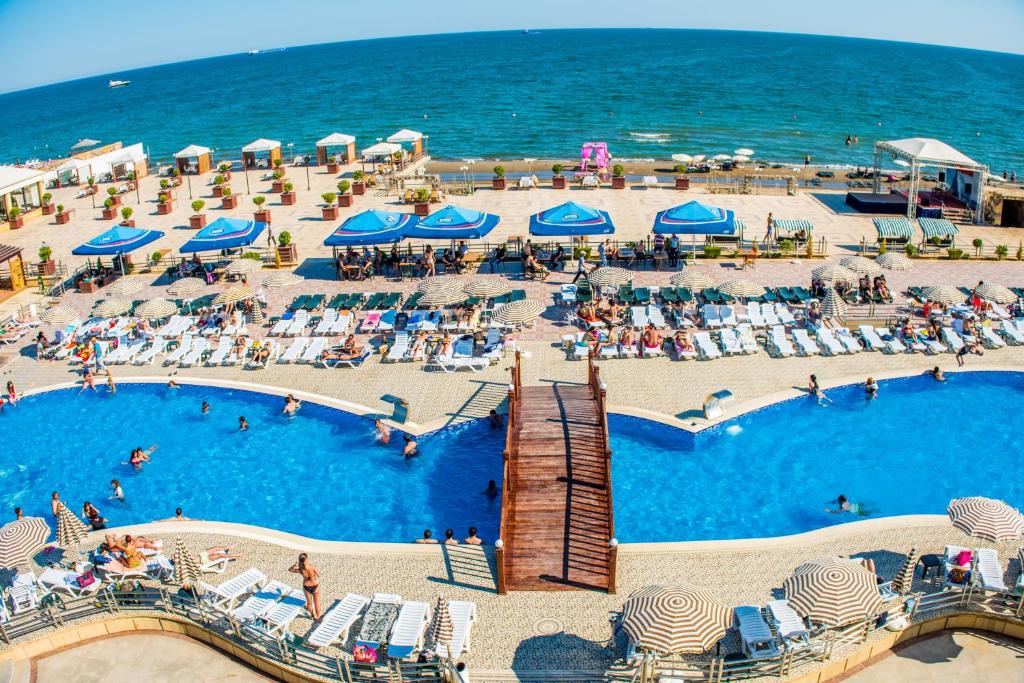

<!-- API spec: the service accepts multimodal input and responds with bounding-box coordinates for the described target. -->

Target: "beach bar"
[174,144,213,175]
[315,133,356,166]
[0,166,46,230]
[241,138,282,169]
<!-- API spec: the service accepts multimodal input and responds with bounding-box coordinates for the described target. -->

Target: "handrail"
[496,350,522,594]
[588,356,617,592]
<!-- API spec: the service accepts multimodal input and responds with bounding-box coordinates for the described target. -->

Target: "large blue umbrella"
[652,201,735,235]
[179,218,267,253]
[405,205,500,240]
[72,225,165,256]
[324,209,416,247]
[528,201,614,237]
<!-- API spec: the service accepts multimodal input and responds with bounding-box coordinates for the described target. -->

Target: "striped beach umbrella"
[890,547,918,596]
[105,277,145,296]
[135,298,178,320]
[93,296,133,317]
[0,517,50,568]
[921,285,966,306]
[875,253,913,271]
[783,558,882,627]
[166,277,205,297]
[718,279,765,299]
[172,536,202,588]
[492,299,546,326]
[588,267,632,287]
[214,285,255,306]
[261,272,303,288]
[948,496,1024,542]
[464,278,510,298]
[55,502,89,559]
[250,302,265,326]
[621,583,731,654]
[417,275,463,294]
[419,289,467,308]
[811,264,857,285]
[839,255,882,276]
[430,596,454,658]
[226,258,262,275]
[976,283,1016,305]
[670,270,715,291]
[41,306,79,326]
[821,288,847,320]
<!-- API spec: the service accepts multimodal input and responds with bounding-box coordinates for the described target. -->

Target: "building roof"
[362,142,402,157]
[879,138,981,168]
[386,129,423,143]
[174,144,212,159]
[241,138,281,153]
[0,244,24,264]
[316,133,356,147]
[0,166,43,195]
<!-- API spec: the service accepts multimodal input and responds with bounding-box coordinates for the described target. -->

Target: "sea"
[2,29,1023,171]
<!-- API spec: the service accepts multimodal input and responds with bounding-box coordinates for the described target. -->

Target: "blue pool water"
[610,371,1024,542]
[0,384,504,543]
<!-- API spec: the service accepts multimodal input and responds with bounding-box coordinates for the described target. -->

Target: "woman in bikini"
[289,553,322,620]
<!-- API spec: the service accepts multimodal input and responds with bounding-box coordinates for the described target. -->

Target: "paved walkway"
[842,630,1024,683]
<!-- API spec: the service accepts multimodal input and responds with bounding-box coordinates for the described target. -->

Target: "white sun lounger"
[7,572,42,615]
[646,305,668,329]
[37,567,104,599]
[620,342,639,358]
[858,325,886,352]
[284,311,309,337]
[299,337,326,363]
[769,325,795,357]
[155,315,186,337]
[259,589,307,637]
[132,337,169,365]
[306,593,371,648]
[719,328,742,355]
[314,310,337,335]
[388,600,431,659]
[761,303,781,327]
[942,327,965,352]
[110,339,147,364]
[745,302,766,328]
[792,328,820,356]
[702,304,721,328]
[980,326,1006,348]
[445,600,477,659]
[735,606,781,660]
[833,327,861,353]
[774,304,796,326]
[999,321,1024,344]
[163,335,194,365]
[816,328,845,355]
[975,548,1008,592]
[630,306,649,327]
[943,545,972,589]
[736,324,760,354]
[229,580,292,621]
[269,316,291,336]
[245,341,279,369]
[279,337,309,363]
[482,327,504,362]
[200,568,267,610]
[179,338,209,367]
[719,305,738,327]
[694,331,722,360]
[323,347,372,369]
[330,312,353,335]
[766,599,812,651]
[206,339,232,365]
[386,332,411,362]
[432,350,488,373]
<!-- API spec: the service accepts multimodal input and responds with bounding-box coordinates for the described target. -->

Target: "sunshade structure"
[315,132,356,165]
[918,217,959,242]
[872,217,915,243]
[166,277,205,297]
[529,201,614,237]
[492,299,546,325]
[419,289,467,307]
[875,253,913,270]
[241,138,281,168]
[72,226,165,258]
[838,256,881,276]
[324,209,416,247]
[921,285,966,306]
[621,583,732,655]
[811,264,857,285]
[588,267,632,287]
[214,285,256,306]
[429,596,454,658]
[174,144,213,175]
[735,148,754,156]
[417,275,463,295]
[41,306,79,326]
[821,288,847,320]
[464,278,510,298]
[670,270,715,290]
[0,517,50,568]
[136,298,178,319]
[180,218,267,253]
[55,502,89,559]
[772,219,813,237]
[975,282,1016,304]
[262,272,303,288]
[783,558,882,627]
[406,205,501,240]
[172,536,202,588]
[387,129,424,156]
[105,277,146,296]
[226,258,263,276]
[94,296,133,317]
[890,547,918,596]
[947,496,1024,542]
[653,201,736,236]
[718,279,765,299]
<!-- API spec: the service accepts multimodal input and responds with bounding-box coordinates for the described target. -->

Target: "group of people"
[336,242,474,281]
[413,526,486,545]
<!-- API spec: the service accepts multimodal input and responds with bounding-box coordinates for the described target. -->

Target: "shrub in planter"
[674,164,687,175]
[157,192,173,214]
[673,164,690,189]
[160,179,170,190]
[611,164,626,189]
[220,188,238,209]
[327,155,340,173]
[413,188,431,215]
[972,238,983,256]
[56,204,71,224]
[151,251,164,264]
[7,206,23,228]
[552,163,566,189]
[102,198,117,219]
[86,176,96,188]
[995,244,1008,260]
[337,180,353,206]
[191,200,205,213]
[106,186,121,206]
[189,200,207,229]
[281,182,296,205]
[351,171,366,195]
[572,246,593,260]
[878,239,888,254]
[252,194,271,222]
[273,158,283,169]
[779,239,794,254]
[39,245,53,263]
[493,165,505,178]
[904,243,918,257]
[492,165,506,190]
[120,206,134,226]
[107,187,118,198]
[41,192,54,214]
[947,247,965,260]
[702,245,722,259]
[218,163,231,173]
[322,192,337,206]
[321,192,338,220]
[278,231,292,247]
[241,251,262,260]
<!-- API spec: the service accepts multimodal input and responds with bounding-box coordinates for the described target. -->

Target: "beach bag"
[76,570,96,588]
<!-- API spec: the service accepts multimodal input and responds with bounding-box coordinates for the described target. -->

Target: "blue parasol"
[528,201,615,237]
[72,225,165,256]
[179,218,267,253]
[652,200,735,235]
[405,205,500,240]
[323,209,416,246]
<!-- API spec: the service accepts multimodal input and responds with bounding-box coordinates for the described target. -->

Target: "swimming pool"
[0,384,504,543]
[610,371,1024,542]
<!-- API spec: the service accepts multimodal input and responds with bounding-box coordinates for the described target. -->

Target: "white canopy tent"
[315,133,356,165]
[386,129,423,144]
[241,138,281,153]
[57,142,148,182]
[174,144,211,159]
[873,137,988,223]
[362,142,401,157]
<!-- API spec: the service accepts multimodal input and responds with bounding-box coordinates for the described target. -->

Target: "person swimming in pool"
[403,435,418,459]
[202,401,210,414]
[238,416,249,431]
[282,394,302,416]
[931,366,946,382]
[864,377,878,399]
[808,374,830,405]
[825,494,869,515]
[375,419,391,444]
[485,480,500,499]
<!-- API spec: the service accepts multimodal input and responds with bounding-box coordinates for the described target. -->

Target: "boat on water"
[248,49,259,55]
[522,29,540,35]
[108,79,130,88]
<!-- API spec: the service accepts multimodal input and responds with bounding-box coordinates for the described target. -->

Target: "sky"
[1,0,1021,93]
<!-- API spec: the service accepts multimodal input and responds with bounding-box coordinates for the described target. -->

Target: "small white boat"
[248,49,259,55]
[108,79,130,88]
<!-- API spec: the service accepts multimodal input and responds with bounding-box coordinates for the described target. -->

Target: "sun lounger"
[694,331,722,360]
[719,328,742,355]
[858,325,887,352]
[646,305,668,329]
[816,328,845,355]
[378,309,398,332]
[999,321,1024,344]
[736,324,760,354]
[36,567,103,598]
[361,311,382,333]
[110,339,147,364]
[830,327,859,353]
[773,304,796,326]
[229,580,292,621]
[980,325,1006,349]
[200,568,267,610]
[432,349,488,373]
[766,599,813,651]
[745,302,766,328]
[245,341,278,369]
[306,593,371,648]
[323,347,372,369]
[363,292,385,310]
[703,304,721,328]
[179,337,209,366]
[630,306,649,327]
[445,600,477,659]
[719,305,738,327]
[329,312,352,335]
[735,606,781,660]
[314,309,338,335]
[769,325,795,357]
[975,548,1008,592]
[203,339,230,365]
[163,335,194,365]
[792,328,820,356]
[132,337,168,365]
[299,337,326,363]
[943,545,972,589]
[284,310,310,336]
[270,315,292,336]
[386,332,411,362]
[199,549,237,574]
[388,600,431,659]
[279,337,308,363]
[760,303,781,327]
[7,572,42,615]
[942,326,965,352]
[482,327,504,362]
[259,589,307,637]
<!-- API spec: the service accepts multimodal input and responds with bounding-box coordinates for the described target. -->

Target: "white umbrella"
[135,298,178,319]
[262,272,304,288]
[105,277,145,296]
[732,155,750,163]
[875,253,913,271]
[492,300,546,325]
[734,148,755,156]
[71,138,101,150]
[214,285,255,306]
[226,258,262,275]
[464,278,511,298]
[94,297,133,317]
[671,154,693,163]
[713,154,732,161]
[718,279,765,298]
[976,283,1015,305]
[167,277,205,296]
[55,502,89,560]
[691,155,706,163]
[41,306,79,326]
[839,255,882,276]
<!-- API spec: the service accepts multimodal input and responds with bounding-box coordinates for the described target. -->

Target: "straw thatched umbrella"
[55,502,89,560]
[839,256,882,275]
[41,306,79,326]
[0,517,50,569]
[718,279,765,299]
[262,272,304,289]
[947,496,1024,542]
[166,277,205,297]
[811,264,857,285]
[135,298,178,320]
[820,288,847,321]
[669,270,715,290]
[890,547,918,596]
[429,596,454,658]
[875,253,913,271]
[976,283,1016,305]
[783,558,882,627]
[921,285,966,306]
[214,285,256,306]
[621,583,731,655]
[588,267,632,287]
[492,300,546,326]
[172,536,202,588]
[419,289,467,308]
[464,278,511,298]
[105,277,145,296]
[93,296,133,317]
[226,258,262,276]
[417,275,463,294]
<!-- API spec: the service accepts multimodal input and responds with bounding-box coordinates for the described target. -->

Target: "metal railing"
[587,356,617,594]
[495,350,522,595]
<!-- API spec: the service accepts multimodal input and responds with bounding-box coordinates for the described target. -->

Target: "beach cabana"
[771,218,813,240]
[917,217,959,245]
[406,205,500,240]
[324,209,416,247]
[653,201,736,235]
[360,142,402,172]
[174,145,212,175]
[241,139,281,169]
[179,217,267,253]
[386,129,424,157]
[315,133,356,165]
[529,201,614,237]
[872,217,914,244]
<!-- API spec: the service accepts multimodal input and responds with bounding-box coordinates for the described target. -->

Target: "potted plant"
[38,245,55,275]
[321,192,338,220]
[327,154,340,174]
[674,164,690,190]
[86,176,97,192]
[106,186,121,206]
[972,238,983,257]
[189,199,207,229]
[492,165,506,190]
[170,167,182,186]
[8,206,23,229]
[157,192,173,215]
[281,182,296,205]
[159,178,174,201]
[220,187,238,209]
[413,188,431,216]
[551,164,565,189]
[102,198,118,220]
[611,164,626,189]
[212,174,226,197]
[253,195,271,223]
[217,162,232,180]
[337,180,353,207]
[273,158,283,170]
[351,171,366,195]
[120,206,135,227]
[55,204,72,224]
[271,170,286,194]
[277,230,296,263]
[41,192,55,215]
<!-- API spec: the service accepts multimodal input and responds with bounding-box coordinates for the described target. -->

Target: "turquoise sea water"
[2,30,1022,170]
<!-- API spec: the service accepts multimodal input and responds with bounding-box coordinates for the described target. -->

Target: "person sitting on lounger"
[900,320,921,346]
[524,254,549,279]
[672,331,695,357]
[109,534,145,568]
[321,335,364,362]
[408,330,428,360]
[581,328,599,355]
[640,325,661,357]
[437,332,453,358]
[251,344,272,366]
[619,326,635,351]
[596,299,623,326]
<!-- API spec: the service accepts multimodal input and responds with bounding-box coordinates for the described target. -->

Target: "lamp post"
[304,149,311,191]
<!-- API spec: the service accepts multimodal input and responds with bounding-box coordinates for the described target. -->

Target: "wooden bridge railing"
[495,350,521,595]
[587,355,618,593]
